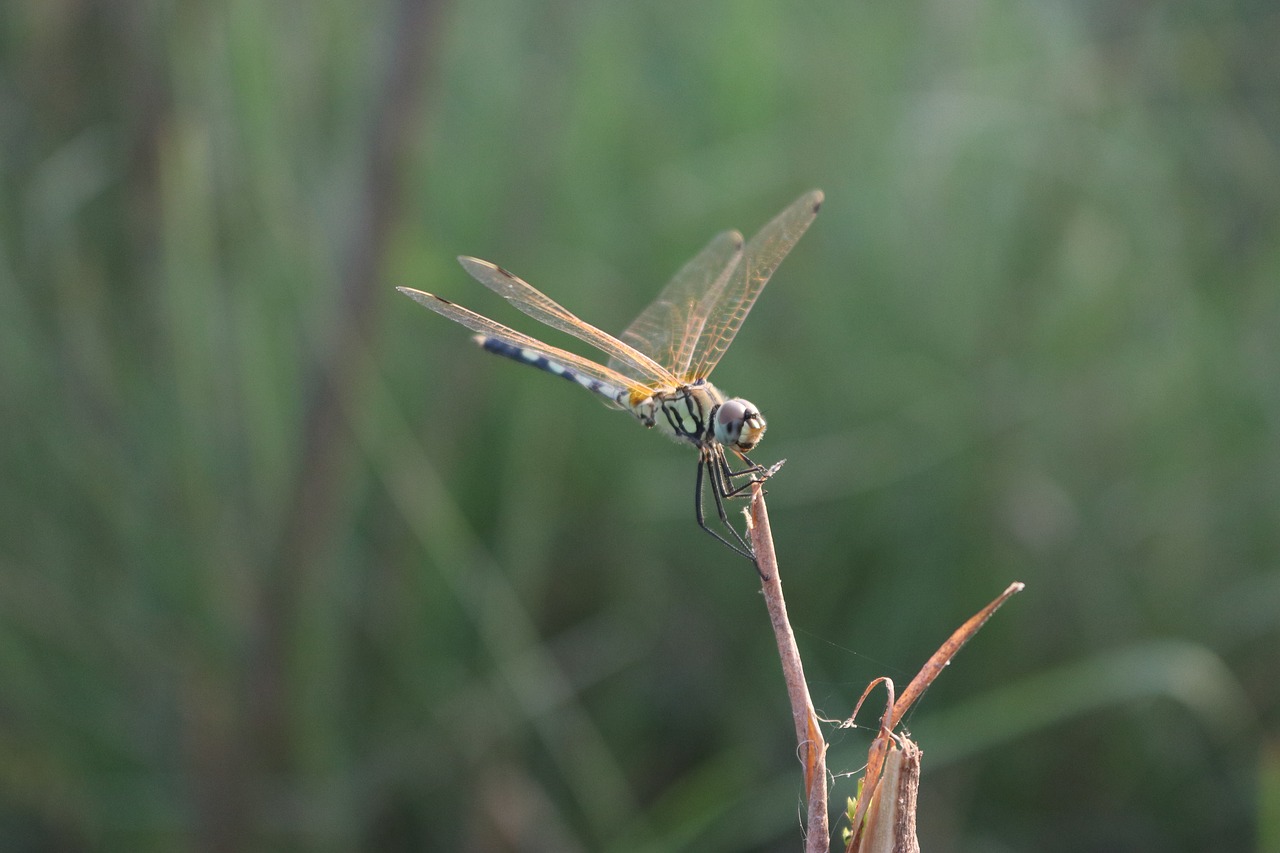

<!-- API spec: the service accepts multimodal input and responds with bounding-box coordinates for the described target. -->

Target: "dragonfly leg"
[694,451,758,564]
[719,451,785,498]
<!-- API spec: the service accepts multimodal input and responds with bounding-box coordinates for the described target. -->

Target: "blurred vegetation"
[2,0,1279,849]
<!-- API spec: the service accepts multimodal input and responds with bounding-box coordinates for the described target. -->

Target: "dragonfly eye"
[715,398,766,451]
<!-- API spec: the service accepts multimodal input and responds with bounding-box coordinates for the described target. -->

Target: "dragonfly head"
[715,398,766,452]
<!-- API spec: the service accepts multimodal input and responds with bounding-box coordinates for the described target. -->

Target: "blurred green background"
[3,0,1278,849]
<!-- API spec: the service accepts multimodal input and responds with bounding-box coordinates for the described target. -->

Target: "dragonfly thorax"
[714,397,766,452]
[642,384,767,453]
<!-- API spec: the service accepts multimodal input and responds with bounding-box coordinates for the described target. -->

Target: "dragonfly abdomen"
[474,335,629,406]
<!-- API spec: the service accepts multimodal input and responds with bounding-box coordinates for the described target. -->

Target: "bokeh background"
[3,0,1278,850]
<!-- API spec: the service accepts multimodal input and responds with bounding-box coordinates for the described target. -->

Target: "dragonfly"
[398,189,823,562]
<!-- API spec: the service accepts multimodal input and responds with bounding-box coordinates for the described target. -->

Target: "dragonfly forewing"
[607,229,745,381]
[457,257,679,388]
[687,189,824,380]
[395,286,649,400]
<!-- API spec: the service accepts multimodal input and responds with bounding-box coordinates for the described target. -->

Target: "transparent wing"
[687,189,824,380]
[396,286,651,398]
[456,257,679,389]
[606,229,745,381]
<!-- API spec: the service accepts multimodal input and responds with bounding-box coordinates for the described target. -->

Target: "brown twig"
[844,582,1024,852]
[748,483,830,853]
[889,581,1024,730]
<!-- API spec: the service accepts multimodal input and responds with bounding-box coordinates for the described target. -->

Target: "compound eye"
[715,398,766,450]
[716,400,749,440]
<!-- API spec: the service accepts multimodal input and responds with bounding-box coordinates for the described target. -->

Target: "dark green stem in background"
[248,0,441,775]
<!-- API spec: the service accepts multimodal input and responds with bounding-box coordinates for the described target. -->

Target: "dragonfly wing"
[687,190,824,380]
[396,287,651,399]
[607,229,745,381]
[456,257,680,388]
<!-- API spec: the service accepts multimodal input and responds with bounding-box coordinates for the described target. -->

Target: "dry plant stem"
[889,581,1024,730]
[846,581,1025,852]
[853,739,921,853]
[748,483,830,853]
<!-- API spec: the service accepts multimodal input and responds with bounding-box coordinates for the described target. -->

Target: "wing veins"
[457,257,679,388]
[608,229,745,381]
[396,287,650,397]
[688,190,824,379]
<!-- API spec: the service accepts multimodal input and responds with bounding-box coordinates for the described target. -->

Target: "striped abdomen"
[474,336,631,408]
